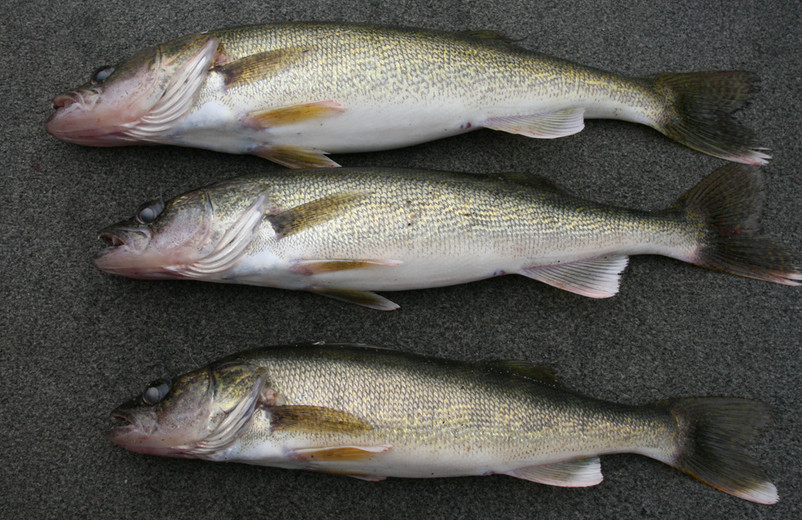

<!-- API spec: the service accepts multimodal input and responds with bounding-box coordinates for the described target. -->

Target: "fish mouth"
[98,232,126,249]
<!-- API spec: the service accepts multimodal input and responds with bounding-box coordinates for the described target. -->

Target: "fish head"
[108,361,270,458]
[46,33,220,146]
[94,188,215,279]
[95,180,270,279]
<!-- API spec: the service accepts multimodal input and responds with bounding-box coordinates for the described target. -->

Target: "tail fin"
[673,164,801,285]
[645,71,769,164]
[654,397,777,504]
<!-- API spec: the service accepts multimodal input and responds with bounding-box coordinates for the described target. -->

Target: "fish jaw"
[94,224,185,279]
[46,34,219,146]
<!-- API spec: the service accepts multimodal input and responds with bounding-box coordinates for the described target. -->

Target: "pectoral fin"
[521,255,629,298]
[247,101,345,128]
[267,192,368,238]
[254,145,340,168]
[290,445,393,462]
[309,287,400,311]
[215,47,311,88]
[270,405,374,433]
[485,108,585,138]
[293,259,402,275]
[506,457,602,487]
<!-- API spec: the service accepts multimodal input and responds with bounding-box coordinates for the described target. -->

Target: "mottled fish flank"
[48,23,769,166]
[108,343,779,504]
[94,164,800,309]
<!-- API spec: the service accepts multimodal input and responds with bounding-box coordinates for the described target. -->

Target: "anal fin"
[521,255,629,298]
[506,457,602,487]
[309,287,400,311]
[485,108,585,138]
[255,145,340,169]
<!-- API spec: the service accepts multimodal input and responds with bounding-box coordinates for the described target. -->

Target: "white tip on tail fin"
[646,71,770,164]
[654,397,778,505]
[673,164,802,285]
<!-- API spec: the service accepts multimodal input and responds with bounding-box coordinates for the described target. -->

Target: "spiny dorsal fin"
[270,405,374,433]
[266,192,368,239]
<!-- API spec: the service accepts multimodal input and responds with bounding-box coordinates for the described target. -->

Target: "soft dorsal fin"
[266,191,368,238]
[506,457,603,487]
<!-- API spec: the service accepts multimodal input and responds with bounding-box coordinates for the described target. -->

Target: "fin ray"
[521,256,629,297]
[309,287,400,310]
[647,71,770,164]
[255,145,340,168]
[484,108,585,138]
[506,457,602,487]
[267,192,368,239]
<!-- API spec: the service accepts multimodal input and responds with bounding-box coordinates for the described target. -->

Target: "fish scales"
[233,346,671,462]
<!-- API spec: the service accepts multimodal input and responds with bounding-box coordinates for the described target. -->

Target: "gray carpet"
[3,1,800,518]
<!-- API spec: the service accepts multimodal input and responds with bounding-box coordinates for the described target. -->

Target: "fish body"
[108,343,778,504]
[48,23,768,167]
[94,164,801,310]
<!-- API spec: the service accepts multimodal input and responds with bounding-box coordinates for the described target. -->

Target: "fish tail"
[645,71,769,164]
[670,164,801,285]
[651,397,777,504]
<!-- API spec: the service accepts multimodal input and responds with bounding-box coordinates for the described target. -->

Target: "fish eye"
[142,378,171,405]
[135,199,164,224]
[90,65,115,85]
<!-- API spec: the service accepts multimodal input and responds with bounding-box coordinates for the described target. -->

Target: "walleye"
[47,23,768,167]
[94,164,800,310]
[108,343,778,504]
